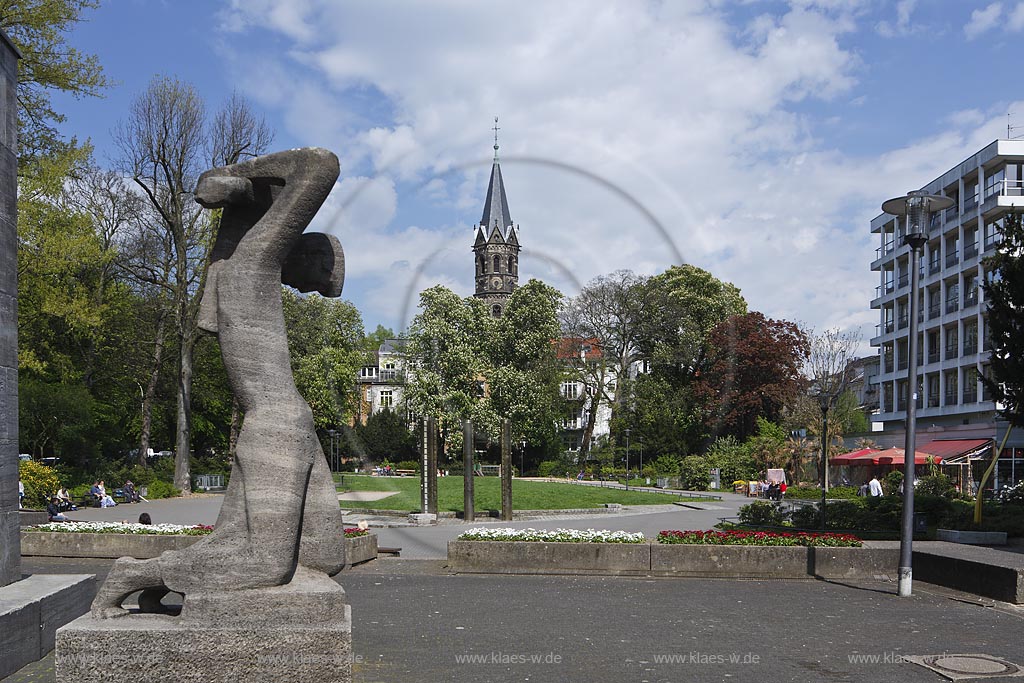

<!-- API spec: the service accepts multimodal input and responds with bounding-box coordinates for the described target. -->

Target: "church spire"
[480,117,512,230]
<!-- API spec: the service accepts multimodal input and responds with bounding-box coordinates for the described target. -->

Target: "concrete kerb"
[447,540,900,580]
[20,531,379,566]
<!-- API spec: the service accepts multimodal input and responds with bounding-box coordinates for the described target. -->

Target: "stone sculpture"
[91,147,347,614]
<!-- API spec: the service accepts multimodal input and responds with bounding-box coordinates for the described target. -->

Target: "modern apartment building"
[870,139,1024,487]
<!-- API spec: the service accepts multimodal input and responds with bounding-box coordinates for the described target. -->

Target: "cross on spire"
[492,116,500,161]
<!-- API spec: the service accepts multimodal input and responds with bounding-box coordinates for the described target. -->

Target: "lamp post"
[817,394,830,532]
[881,190,954,597]
[326,429,338,472]
[520,438,526,477]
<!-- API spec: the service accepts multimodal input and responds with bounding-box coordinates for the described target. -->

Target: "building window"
[380,390,393,408]
[511,256,518,275]
[493,255,501,273]
[492,304,502,317]
[985,166,1005,199]
[562,382,580,400]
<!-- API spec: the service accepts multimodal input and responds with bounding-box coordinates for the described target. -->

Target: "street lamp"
[881,190,954,598]
[326,429,338,472]
[520,438,526,477]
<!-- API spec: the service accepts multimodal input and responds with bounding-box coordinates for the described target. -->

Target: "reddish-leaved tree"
[696,312,809,440]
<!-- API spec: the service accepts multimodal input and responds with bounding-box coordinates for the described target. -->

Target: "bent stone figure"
[91,148,347,616]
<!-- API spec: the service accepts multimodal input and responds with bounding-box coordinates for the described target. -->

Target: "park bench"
[395,469,416,477]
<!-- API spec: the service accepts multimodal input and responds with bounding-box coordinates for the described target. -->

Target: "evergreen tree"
[983,212,1024,425]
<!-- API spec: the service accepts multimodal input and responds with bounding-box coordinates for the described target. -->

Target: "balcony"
[944,204,959,222]
[944,392,958,406]
[928,302,941,319]
[963,196,978,215]
[945,252,959,268]
[898,358,908,371]
[963,341,977,356]
[876,239,896,258]
[946,298,959,314]
[896,273,909,289]
[929,259,941,274]
[927,394,940,408]
[985,233,1002,251]
[897,315,909,330]
[897,398,906,412]
[881,321,895,334]
[983,384,994,402]
[875,283,896,298]
[929,213,942,232]
[984,335,993,352]
[927,349,940,364]
[963,389,978,404]
[964,290,979,307]
[883,357,894,373]
[963,243,979,260]
[945,345,958,360]
[999,178,1024,196]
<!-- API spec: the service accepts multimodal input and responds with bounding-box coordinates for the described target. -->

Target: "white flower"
[457,527,645,543]
[27,521,210,536]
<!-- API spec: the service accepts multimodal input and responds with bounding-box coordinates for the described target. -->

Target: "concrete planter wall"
[448,540,650,575]
[935,529,1008,546]
[21,531,378,566]
[449,541,899,580]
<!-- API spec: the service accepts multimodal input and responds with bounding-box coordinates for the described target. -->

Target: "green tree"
[355,408,417,462]
[0,0,109,165]
[984,212,1024,426]
[282,288,366,429]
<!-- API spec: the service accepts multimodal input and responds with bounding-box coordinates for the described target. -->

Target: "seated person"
[97,480,117,508]
[55,486,75,511]
[46,496,68,522]
[89,481,102,507]
[123,480,139,504]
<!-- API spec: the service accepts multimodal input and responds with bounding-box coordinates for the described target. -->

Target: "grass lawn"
[335,474,691,512]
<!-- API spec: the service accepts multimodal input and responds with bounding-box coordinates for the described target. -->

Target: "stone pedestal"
[56,569,352,683]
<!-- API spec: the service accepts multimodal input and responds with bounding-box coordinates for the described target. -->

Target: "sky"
[49,0,1024,348]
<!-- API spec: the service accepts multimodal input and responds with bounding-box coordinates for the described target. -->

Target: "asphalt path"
[58,488,752,559]
[7,556,1024,683]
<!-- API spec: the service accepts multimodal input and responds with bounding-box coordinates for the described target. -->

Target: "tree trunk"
[174,334,195,493]
[137,312,168,468]
[581,386,600,460]
[228,396,241,459]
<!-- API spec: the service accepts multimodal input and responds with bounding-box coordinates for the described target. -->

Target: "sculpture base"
[55,569,352,683]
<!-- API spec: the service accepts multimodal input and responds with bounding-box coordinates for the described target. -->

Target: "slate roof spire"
[480,116,512,230]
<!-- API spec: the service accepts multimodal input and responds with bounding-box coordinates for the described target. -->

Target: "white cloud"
[876,0,918,37]
[964,2,1003,40]
[1008,2,1024,30]
[213,1,1016,345]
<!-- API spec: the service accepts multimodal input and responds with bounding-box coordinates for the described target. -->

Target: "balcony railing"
[945,252,959,267]
[944,204,959,221]
[963,243,979,260]
[963,389,978,404]
[929,259,941,274]
[963,341,978,356]
[964,291,978,307]
[983,384,994,402]
[897,358,908,371]
[897,315,909,330]
[928,302,941,319]
[927,394,940,408]
[929,213,942,232]
[883,358,894,373]
[876,239,896,258]
[946,298,959,314]
[897,398,906,412]
[999,178,1024,196]
[896,273,909,289]
[985,233,1002,251]
[875,283,896,298]
[945,345,958,360]
[945,392,958,406]
[963,197,978,214]
[927,349,940,363]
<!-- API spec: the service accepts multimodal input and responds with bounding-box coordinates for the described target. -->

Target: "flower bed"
[457,527,646,543]
[26,521,213,536]
[344,527,370,538]
[657,529,862,547]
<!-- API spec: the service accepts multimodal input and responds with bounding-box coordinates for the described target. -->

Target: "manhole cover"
[905,654,1024,681]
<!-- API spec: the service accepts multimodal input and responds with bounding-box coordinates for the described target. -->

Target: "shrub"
[916,474,956,499]
[658,529,861,547]
[395,460,420,472]
[783,486,822,500]
[883,470,903,495]
[145,479,180,499]
[537,460,566,477]
[739,501,786,527]
[18,460,60,508]
[679,455,709,491]
[790,504,821,528]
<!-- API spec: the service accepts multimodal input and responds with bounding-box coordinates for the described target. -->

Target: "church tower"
[473,118,521,318]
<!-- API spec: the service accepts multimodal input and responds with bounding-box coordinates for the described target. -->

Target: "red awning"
[832,447,942,466]
[918,439,992,461]
[830,448,877,465]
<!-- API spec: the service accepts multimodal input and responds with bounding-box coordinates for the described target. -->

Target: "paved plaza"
[5,556,1024,683]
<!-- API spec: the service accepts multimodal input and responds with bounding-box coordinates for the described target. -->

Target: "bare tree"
[560,270,650,457]
[805,327,862,492]
[115,76,273,490]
